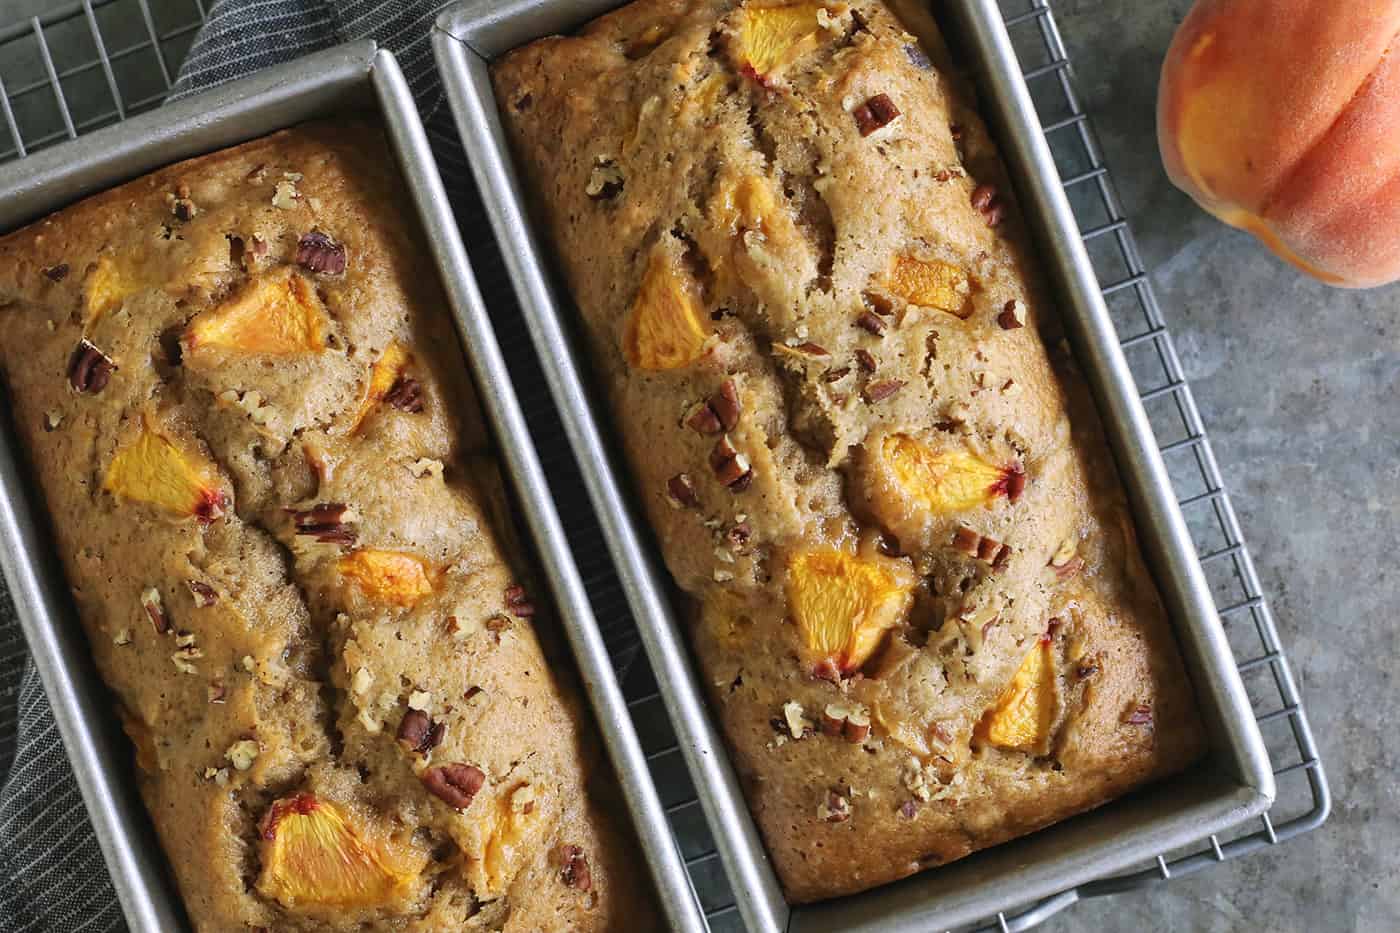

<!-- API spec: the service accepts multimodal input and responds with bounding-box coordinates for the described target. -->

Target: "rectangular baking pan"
[433,0,1277,930]
[0,41,703,933]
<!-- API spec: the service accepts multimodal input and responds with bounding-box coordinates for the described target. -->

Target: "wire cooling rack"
[0,0,204,163]
[0,0,1329,931]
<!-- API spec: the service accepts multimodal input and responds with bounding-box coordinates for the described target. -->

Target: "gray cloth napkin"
[0,3,640,929]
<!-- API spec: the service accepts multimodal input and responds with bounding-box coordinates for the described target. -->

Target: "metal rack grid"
[0,0,1329,931]
[0,0,205,164]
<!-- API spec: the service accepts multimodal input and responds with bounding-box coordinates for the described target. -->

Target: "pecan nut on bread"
[493,0,1207,903]
[0,122,654,931]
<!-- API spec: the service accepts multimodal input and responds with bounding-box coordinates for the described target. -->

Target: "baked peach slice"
[337,549,435,608]
[975,639,1057,753]
[883,434,1024,513]
[715,175,792,242]
[735,3,825,83]
[882,256,970,318]
[84,255,146,325]
[103,422,224,522]
[184,267,327,354]
[621,251,708,371]
[786,550,913,674]
[476,783,544,897]
[347,340,414,433]
[257,794,416,911]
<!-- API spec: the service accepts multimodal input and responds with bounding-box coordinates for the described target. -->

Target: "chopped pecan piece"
[287,503,358,546]
[853,93,900,136]
[953,526,1010,568]
[971,184,1005,227]
[821,702,871,743]
[685,402,722,435]
[1122,704,1153,726]
[585,158,625,200]
[823,366,852,383]
[504,584,535,618]
[811,657,842,683]
[854,349,878,372]
[295,230,348,275]
[687,379,741,434]
[994,462,1027,503]
[818,789,852,823]
[863,290,895,317]
[382,376,424,413]
[667,473,700,508]
[951,525,980,556]
[709,435,753,490]
[992,543,1012,570]
[67,338,116,394]
[140,587,169,635]
[421,763,485,811]
[556,844,593,891]
[775,341,831,361]
[709,379,741,431]
[42,263,69,282]
[396,709,446,755]
[188,580,218,607]
[863,379,905,403]
[855,311,887,335]
[997,299,1025,330]
[726,521,752,550]
[1054,556,1086,579]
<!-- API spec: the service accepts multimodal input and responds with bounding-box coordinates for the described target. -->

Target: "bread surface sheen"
[493,0,1206,902]
[0,121,653,931]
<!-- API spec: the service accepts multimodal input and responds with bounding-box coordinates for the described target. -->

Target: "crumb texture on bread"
[493,0,1205,903]
[0,121,654,931]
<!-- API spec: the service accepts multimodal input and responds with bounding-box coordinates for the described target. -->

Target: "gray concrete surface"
[1044,1,1391,931]
[0,0,1382,930]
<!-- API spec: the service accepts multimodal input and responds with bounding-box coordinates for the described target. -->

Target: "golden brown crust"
[493,0,1206,903]
[0,121,653,930]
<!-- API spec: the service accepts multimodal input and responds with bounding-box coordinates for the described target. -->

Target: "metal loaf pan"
[0,41,702,933]
[433,1,1276,930]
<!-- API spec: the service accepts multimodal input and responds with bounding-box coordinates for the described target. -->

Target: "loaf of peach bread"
[0,121,654,931]
[493,0,1206,902]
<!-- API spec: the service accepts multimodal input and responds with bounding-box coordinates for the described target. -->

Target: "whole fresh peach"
[1158,0,1400,287]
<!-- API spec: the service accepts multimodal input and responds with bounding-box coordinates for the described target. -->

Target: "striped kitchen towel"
[0,2,641,930]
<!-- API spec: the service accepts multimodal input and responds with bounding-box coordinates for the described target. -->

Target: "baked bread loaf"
[494,0,1207,902]
[0,122,653,931]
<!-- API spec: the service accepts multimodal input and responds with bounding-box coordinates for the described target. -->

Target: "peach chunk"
[478,783,543,896]
[348,340,412,433]
[621,252,708,371]
[337,550,434,607]
[84,255,144,324]
[103,423,224,522]
[975,639,1056,752]
[736,3,824,81]
[786,550,912,674]
[883,435,1020,513]
[185,267,327,354]
[883,256,969,317]
[257,794,415,911]
[1158,0,1400,287]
